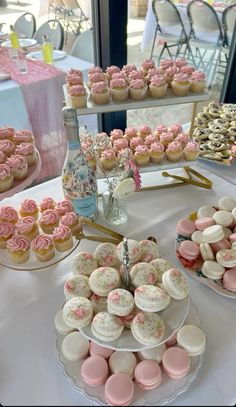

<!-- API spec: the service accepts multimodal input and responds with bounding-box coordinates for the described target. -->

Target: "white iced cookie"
[191,230,204,244]
[202,225,224,243]
[107,288,134,316]
[91,311,124,342]
[199,243,215,261]
[162,268,189,300]
[202,260,225,279]
[89,267,120,296]
[216,249,236,268]
[138,343,166,363]
[72,252,97,276]
[177,325,206,357]
[90,293,108,314]
[63,297,93,329]
[108,351,137,378]
[197,205,216,218]
[213,210,234,227]
[150,258,174,283]
[95,242,119,267]
[64,275,92,301]
[131,312,165,346]
[139,239,159,262]
[54,309,74,335]
[134,285,171,312]
[130,262,158,287]
[218,196,236,211]
[116,239,141,264]
[61,331,89,361]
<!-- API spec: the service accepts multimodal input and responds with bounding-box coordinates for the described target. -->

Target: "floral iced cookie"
[116,239,141,264]
[72,252,98,276]
[63,297,93,329]
[89,293,108,314]
[95,242,119,268]
[107,288,134,316]
[91,311,124,342]
[150,258,174,283]
[89,267,120,297]
[139,239,159,262]
[120,307,138,329]
[216,249,236,268]
[134,285,171,312]
[162,268,189,300]
[130,262,158,288]
[131,312,165,346]
[64,275,92,301]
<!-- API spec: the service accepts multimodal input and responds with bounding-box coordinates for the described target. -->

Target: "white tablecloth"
[1,163,236,406]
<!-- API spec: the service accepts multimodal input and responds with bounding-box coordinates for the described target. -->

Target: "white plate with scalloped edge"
[27,50,66,61]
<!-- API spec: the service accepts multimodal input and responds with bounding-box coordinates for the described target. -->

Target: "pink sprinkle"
[74,308,87,319]
[148,272,156,284]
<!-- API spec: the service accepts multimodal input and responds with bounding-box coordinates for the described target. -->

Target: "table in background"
[0,163,236,406]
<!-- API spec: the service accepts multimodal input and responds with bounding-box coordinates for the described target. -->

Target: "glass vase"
[102,189,128,226]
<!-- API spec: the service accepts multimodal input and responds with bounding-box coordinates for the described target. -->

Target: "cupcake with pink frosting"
[0,151,5,164]
[167,123,182,136]
[0,222,15,249]
[164,66,179,87]
[16,216,39,241]
[184,141,200,161]
[0,140,15,157]
[153,125,168,138]
[174,57,188,69]
[53,224,73,251]
[111,72,127,82]
[113,138,128,153]
[122,64,137,77]
[91,82,110,105]
[123,127,137,142]
[146,68,165,84]
[128,69,145,85]
[106,65,121,81]
[31,234,55,262]
[0,206,18,224]
[110,129,124,143]
[38,209,60,234]
[7,234,31,264]
[171,73,191,96]
[149,142,165,163]
[13,130,35,145]
[180,65,195,77]
[6,154,28,181]
[149,75,168,98]
[88,72,108,90]
[15,143,37,166]
[69,84,87,108]
[175,132,190,147]
[141,59,155,76]
[134,145,150,166]
[129,79,148,100]
[190,71,206,93]
[110,78,129,102]
[39,197,56,213]
[0,126,14,141]
[130,136,144,151]
[137,125,152,140]
[144,134,158,147]
[60,211,82,236]
[19,199,38,220]
[166,141,183,162]
[0,163,14,192]
[100,148,117,170]
[88,66,103,78]
[159,132,174,148]
[160,59,174,70]
[55,199,74,216]
[66,72,83,90]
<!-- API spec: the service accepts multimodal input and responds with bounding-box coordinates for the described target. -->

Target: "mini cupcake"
[153,125,168,138]
[53,224,73,251]
[160,59,174,70]
[6,235,30,264]
[190,71,206,93]
[123,127,137,142]
[149,142,165,163]
[100,149,117,170]
[15,216,39,241]
[0,164,14,192]
[66,73,83,90]
[149,75,168,98]
[111,72,127,82]
[134,145,150,166]
[141,59,155,76]
[137,125,152,140]
[164,66,179,87]
[31,234,55,262]
[19,199,38,220]
[113,138,128,153]
[159,132,174,148]
[166,141,183,162]
[39,197,56,213]
[87,72,108,90]
[184,141,200,161]
[180,65,195,77]
[55,200,73,216]
[69,85,87,108]
[122,64,137,77]
[13,130,35,145]
[60,211,82,236]
[171,73,191,96]
[106,65,121,81]
[110,78,129,102]
[129,79,148,100]
[15,143,37,166]
[0,126,14,141]
[68,68,83,77]
[0,140,15,157]
[130,136,144,151]
[128,69,145,85]
[146,67,165,84]
[110,129,124,143]
[174,57,188,69]
[175,132,190,147]
[0,206,18,224]
[0,222,15,249]
[91,82,110,105]
[88,66,103,78]
[0,151,5,163]
[167,124,182,136]
[144,134,158,147]
[6,154,28,181]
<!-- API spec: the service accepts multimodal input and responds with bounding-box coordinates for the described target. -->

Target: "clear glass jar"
[102,188,128,225]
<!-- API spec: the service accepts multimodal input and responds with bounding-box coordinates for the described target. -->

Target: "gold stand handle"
[75,232,121,244]
[81,216,123,240]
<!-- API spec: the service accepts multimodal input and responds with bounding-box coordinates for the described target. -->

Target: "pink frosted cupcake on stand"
[128,69,146,85]
[149,142,165,163]
[134,145,150,166]
[180,65,195,77]
[91,82,110,105]
[0,140,15,157]
[0,126,14,141]
[160,59,174,70]
[159,132,174,148]
[6,235,30,264]
[130,136,144,151]
[171,73,191,96]
[66,73,83,90]
[88,72,108,90]
[53,224,73,252]
[141,59,155,76]
[39,197,56,213]
[15,216,39,241]
[100,149,117,170]
[123,127,137,143]
[149,75,168,98]
[190,71,206,93]
[184,141,200,161]
[69,84,87,108]
[122,64,137,78]
[88,66,103,78]
[167,123,183,136]
[0,151,5,163]
[175,132,190,147]
[0,206,18,224]
[111,71,127,82]
[0,164,14,192]
[164,66,179,87]
[39,209,60,234]
[13,130,35,145]
[106,65,121,82]
[55,199,73,216]
[19,199,39,220]
[153,125,168,138]
[144,134,158,147]
[146,67,165,84]
[174,57,188,69]
[137,125,152,140]
[166,141,183,162]
[129,79,148,100]
[0,222,15,249]
[110,78,129,102]
[61,211,82,236]
[15,143,37,166]
[110,129,124,144]
[31,234,55,262]
[6,154,28,181]
[113,138,128,153]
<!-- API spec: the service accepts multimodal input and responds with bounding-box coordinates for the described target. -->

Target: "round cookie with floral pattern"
[116,239,141,264]
[162,268,189,300]
[107,288,134,316]
[63,297,93,329]
[95,242,120,268]
[72,252,98,276]
[139,239,160,262]
[89,267,120,296]
[150,258,174,283]
[130,262,158,288]
[131,312,165,346]
[64,275,92,301]
[134,284,171,312]
[91,311,124,342]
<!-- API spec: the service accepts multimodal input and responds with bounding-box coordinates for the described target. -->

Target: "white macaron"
[201,260,225,279]
[64,274,92,301]
[177,324,206,357]
[202,225,224,243]
[61,331,89,361]
[63,297,93,329]
[162,268,189,300]
[199,243,215,261]
[218,196,236,211]
[54,309,74,335]
[191,230,204,244]
[108,351,137,378]
[131,312,165,346]
[150,257,174,283]
[91,311,124,342]
[197,205,216,218]
[134,284,171,312]
[213,210,234,227]
[216,249,236,268]
[72,252,97,276]
[107,288,134,316]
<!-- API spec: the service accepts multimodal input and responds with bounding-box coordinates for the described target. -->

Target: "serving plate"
[27,50,66,61]
[54,299,204,406]
[1,38,37,48]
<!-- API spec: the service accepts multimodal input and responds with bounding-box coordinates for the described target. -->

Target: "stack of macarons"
[176,196,236,291]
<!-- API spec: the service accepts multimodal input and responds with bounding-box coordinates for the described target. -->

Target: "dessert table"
[1,162,236,406]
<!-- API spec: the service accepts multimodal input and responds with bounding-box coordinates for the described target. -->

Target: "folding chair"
[33,20,64,50]
[69,28,94,63]
[14,12,36,38]
[61,0,90,44]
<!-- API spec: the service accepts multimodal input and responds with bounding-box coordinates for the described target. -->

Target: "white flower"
[113,177,136,199]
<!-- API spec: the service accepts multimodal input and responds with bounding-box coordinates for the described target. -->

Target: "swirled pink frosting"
[6,154,28,170]
[191,71,205,81]
[111,72,127,82]
[130,136,144,148]
[39,197,56,212]
[128,70,144,81]
[53,225,71,240]
[144,134,157,146]
[66,74,83,85]
[165,66,179,78]
[149,142,164,152]
[122,64,137,75]
[110,78,127,89]
[154,125,168,134]
[55,200,73,216]
[106,65,120,76]
[68,68,83,76]
[147,67,165,78]
[0,222,15,238]
[173,73,190,83]
[0,126,14,139]
[166,141,182,152]
[175,132,190,145]
[181,65,195,76]
[110,129,123,140]
[129,79,145,89]
[174,57,187,67]
[113,138,128,150]
[141,59,155,70]
[160,132,174,142]
[0,164,12,180]
[15,143,35,156]
[20,199,38,214]
[101,148,116,159]
[0,206,18,222]
[88,66,103,76]
[134,145,149,154]
[160,59,174,69]
[168,124,182,134]
[16,216,35,234]
[7,235,30,252]
[150,75,166,87]
[61,211,78,227]
[13,130,34,144]
[139,125,152,135]
[0,151,5,163]
[0,140,15,154]
[91,82,108,94]
[69,85,86,96]
[31,234,54,250]
[89,72,106,83]
[185,141,200,151]
[124,127,137,138]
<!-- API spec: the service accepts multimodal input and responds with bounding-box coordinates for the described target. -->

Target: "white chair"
[69,28,94,63]
[61,0,90,43]
[222,4,236,58]
[33,20,64,50]
[13,12,36,38]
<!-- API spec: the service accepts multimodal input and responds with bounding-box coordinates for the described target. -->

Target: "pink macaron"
[104,373,134,406]
[165,333,177,347]
[162,346,190,379]
[176,219,196,237]
[81,355,108,386]
[195,217,215,231]
[89,341,114,359]
[134,360,162,390]
[229,233,236,243]
[210,238,231,254]
[223,268,236,291]
[178,240,200,260]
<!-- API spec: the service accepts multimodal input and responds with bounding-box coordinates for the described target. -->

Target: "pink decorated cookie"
[117,239,141,263]
[94,242,119,267]
[139,239,159,262]
[63,296,93,329]
[131,312,165,346]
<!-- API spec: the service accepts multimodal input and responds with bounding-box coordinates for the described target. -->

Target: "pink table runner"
[0,47,67,182]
